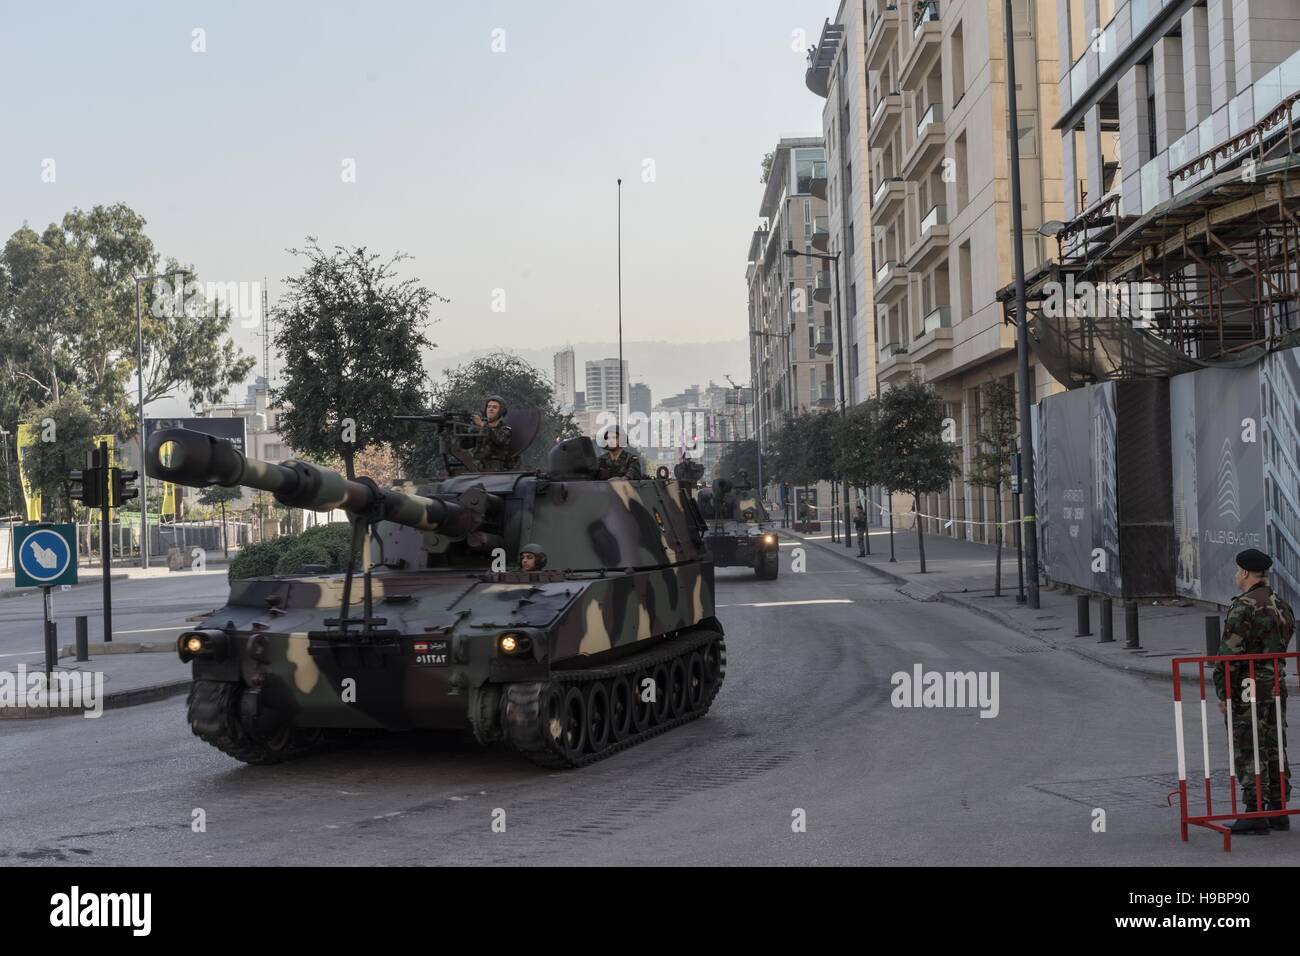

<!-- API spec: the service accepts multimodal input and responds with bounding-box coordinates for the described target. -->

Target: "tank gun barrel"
[146,427,492,535]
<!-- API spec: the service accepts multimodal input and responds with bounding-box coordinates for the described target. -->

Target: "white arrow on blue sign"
[13,524,78,588]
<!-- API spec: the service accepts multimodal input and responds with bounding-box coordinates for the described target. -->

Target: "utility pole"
[1003,0,1040,609]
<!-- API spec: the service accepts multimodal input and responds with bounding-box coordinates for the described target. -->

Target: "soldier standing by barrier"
[1213,548,1297,835]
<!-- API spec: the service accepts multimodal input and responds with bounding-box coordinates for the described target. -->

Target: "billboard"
[145,417,247,456]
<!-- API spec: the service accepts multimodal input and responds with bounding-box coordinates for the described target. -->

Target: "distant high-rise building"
[553,346,576,412]
[629,383,652,417]
[574,391,586,412]
[585,358,628,413]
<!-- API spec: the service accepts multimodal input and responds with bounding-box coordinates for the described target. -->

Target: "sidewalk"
[0,562,226,600]
[0,643,190,719]
[790,523,1227,684]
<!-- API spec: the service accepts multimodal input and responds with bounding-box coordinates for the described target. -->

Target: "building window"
[955,131,969,211]
[951,23,966,104]
[958,241,973,321]
[1017,113,1038,157]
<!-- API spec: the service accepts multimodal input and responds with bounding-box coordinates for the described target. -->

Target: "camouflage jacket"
[596,449,643,480]
[473,422,517,470]
[1213,583,1295,700]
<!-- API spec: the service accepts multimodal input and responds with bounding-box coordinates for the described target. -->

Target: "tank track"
[503,627,727,769]
[187,679,328,765]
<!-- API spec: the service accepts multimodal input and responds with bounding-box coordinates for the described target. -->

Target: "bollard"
[1125,601,1140,649]
[44,621,58,676]
[1205,615,1221,658]
[1098,598,1114,643]
[75,615,90,662]
[1076,595,1091,637]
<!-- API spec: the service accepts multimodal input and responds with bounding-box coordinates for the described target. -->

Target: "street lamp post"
[1002,0,1040,609]
[785,241,853,550]
[134,270,189,570]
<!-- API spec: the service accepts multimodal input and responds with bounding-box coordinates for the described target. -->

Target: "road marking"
[716,599,854,608]
[0,651,45,659]
[114,625,189,636]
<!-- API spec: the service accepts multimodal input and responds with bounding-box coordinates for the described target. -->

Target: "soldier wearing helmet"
[470,395,519,470]
[595,424,643,481]
[518,543,547,572]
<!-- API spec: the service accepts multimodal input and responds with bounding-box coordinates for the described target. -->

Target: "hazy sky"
[4,0,830,405]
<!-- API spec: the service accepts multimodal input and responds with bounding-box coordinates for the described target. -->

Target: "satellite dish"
[506,408,543,456]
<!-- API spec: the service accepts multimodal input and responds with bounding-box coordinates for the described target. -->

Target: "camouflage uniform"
[596,448,643,480]
[1214,581,1296,807]
[473,421,517,471]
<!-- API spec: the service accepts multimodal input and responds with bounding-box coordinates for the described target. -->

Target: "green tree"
[22,392,101,521]
[272,239,442,479]
[836,398,882,547]
[716,438,768,486]
[198,484,242,557]
[760,151,775,184]
[400,351,578,480]
[967,378,1019,595]
[874,379,961,573]
[0,205,255,433]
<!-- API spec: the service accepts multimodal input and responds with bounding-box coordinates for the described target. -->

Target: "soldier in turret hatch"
[595,424,643,480]
[470,395,519,470]
[519,543,547,572]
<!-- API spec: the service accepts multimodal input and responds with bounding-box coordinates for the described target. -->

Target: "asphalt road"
[0,572,229,662]
[0,543,1289,865]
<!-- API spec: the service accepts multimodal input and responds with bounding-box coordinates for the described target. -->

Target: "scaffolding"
[1002,91,1300,387]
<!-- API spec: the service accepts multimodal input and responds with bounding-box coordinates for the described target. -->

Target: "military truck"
[697,477,780,580]
[149,424,725,769]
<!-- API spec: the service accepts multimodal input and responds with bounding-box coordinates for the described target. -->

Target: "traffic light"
[69,467,103,509]
[112,468,139,507]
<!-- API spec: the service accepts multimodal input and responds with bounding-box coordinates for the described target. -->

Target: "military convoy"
[697,476,780,580]
[151,417,726,769]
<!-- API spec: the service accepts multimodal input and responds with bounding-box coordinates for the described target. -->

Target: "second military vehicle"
[698,476,780,580]
[149,423,725,769]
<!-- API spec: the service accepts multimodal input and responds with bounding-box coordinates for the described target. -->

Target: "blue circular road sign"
[18,528,73,583]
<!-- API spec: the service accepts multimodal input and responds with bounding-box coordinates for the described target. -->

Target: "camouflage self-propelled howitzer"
[698,477,779,580]
[148,425,725,768]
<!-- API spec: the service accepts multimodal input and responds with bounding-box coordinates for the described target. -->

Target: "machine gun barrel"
[146,427,492,536]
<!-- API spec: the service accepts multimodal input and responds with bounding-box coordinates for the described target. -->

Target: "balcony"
[797,159,828,196]
[905,203,949,269]
[814,325,834,355]
[874,259,907,302]
[813,269,833,303]
[866,4,899,71]
[877,341,915,383]
[900,1,942,92]
[871,176,906,223]
[815,382,835,407]
[868,92,902,149]
[909,306,954,362]
[804,22,844,98]
[808,161,828,199]
[902,102,945,178]
[812,215,830,251]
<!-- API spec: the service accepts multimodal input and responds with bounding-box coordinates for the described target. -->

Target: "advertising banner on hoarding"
[145,417,247,456]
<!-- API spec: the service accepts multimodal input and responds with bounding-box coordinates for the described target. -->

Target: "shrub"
[273,541,333,575]
[228,539,291,581]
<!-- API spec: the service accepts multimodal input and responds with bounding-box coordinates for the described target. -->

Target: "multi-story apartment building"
[553,346,576,413]
[806,4,877,407]
[584,358,628,414]
[746,136,837,454]
[829,0,1066,542]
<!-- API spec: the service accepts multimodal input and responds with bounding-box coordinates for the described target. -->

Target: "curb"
[791,532,1172,684]
[0,573,132,602]
[0,679,189,720]
[58,641,175,658]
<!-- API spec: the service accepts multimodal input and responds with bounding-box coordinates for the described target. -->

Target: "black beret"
[1236,548,1273,573]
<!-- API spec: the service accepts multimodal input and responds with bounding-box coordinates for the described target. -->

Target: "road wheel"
[651,662,671,724]
[631,670,653,732]
[540,682,566,754]
[685,651,705,712]
[608,676,633,741]
[667,657,688,717]
[702,640,723,693]
[585,682,610,754]
[561,686,587,760]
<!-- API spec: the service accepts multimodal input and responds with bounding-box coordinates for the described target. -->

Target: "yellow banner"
[93,434,117,520]
[16,423,40,521]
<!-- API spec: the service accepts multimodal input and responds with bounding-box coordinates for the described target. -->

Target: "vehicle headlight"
[498,632,531,656]
[763,533,777,546]
[177,629,229,663]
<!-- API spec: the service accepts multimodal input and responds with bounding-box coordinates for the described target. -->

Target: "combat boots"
[1266,801,1291,830]
[1229,816,1271,835]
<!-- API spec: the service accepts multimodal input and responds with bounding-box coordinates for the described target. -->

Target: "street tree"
[198,484,242,557]
[400,352,578,479]
[273,239,442,479]
[967,378,1019,596]
[0,205,255,433]
[22,391,101,521]
[716,438,768,486]
[769,412,819,522]
[836,398,881,549]
[873,379,961,573]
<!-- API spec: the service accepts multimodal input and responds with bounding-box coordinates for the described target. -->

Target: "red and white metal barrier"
[1171,651,1297,851]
